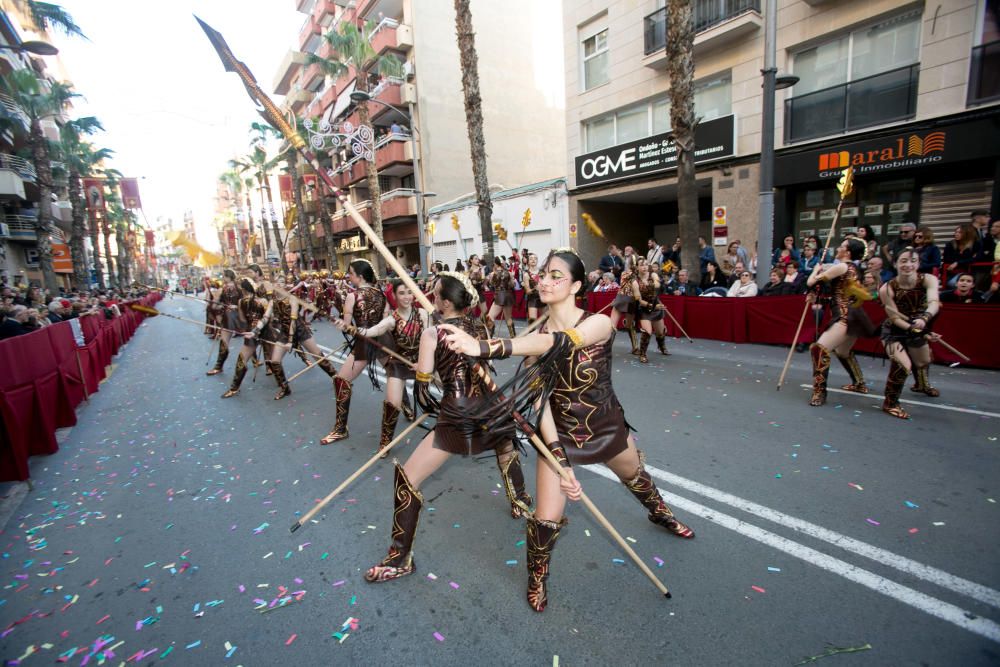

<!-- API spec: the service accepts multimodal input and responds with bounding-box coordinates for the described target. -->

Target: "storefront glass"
[792,177,916,247]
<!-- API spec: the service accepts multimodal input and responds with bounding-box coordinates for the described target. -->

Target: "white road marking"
[798,384,1000,418]
[582,464,1000,643]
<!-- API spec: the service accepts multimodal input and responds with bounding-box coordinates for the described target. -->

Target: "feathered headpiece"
[438,270,480,307]
[581,213,606,240]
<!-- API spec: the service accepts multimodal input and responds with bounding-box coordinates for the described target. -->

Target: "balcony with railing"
[330,188,417,233]
[642,0,761,68]
[3,214,40,240]
[298,14,323,52]
[311,0,339,27]
[273,49,309,96]
[0,92,30,132]
[968,40,1000,106]
[784,64,919,143]
[369,17,413,58]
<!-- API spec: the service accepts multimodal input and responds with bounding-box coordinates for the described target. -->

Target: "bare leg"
[882,341,912,419]
[486,303,502,335]
[504,305,515,336]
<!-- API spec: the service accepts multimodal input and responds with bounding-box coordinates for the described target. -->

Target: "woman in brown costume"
[632,257,669,362]
[609,266,640,355]
[878,247,942,419]
[466,254,487,318]
[523,252,545,327]
[321,259,389,444]
[486,257,516,336]
[207,269,242,376]
[221,278,270,398]
[340,279,430,454]
[266,283,338,401]
[805,238,874,406]
[364,273,530,583]
[442,249,694,612]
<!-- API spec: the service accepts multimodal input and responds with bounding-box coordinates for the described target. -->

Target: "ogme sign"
[574,114,735,187]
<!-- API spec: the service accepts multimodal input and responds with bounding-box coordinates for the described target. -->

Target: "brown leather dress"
[385,309,423,380]
[489,269,515,307]
[525,270,543,309]
[219,283,241,330]
[351,285,387,361]
[273,297,313,347]
[881,274,931,348]
[637,279,663,322]
[542,312,629,465]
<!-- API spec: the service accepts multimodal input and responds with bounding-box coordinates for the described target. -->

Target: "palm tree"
[60,116,109,288]
[1,71,78,292]
[667,0,700,281]
[453,0,495,267]
[26,1,86,38]
[232,145,286,272]
[218,169,249,262]
[308,21,403,276]
[100,168,124,287]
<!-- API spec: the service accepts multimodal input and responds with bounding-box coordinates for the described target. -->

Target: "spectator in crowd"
[760,269,785,296]
[799,244,819,272]
[971,209,991,244]
[665,268,699,296]
[595,272,618,292]
[856,224,879,269]
[975,216,998,290]
[700,260,727,294]
[662,237,682,269]
[586,270,602,293]
[45,300,65,322]
[454,259,465,273]
[727,270,758,297]
[771,235,800,267]
[598,244,625,281]
[0,305,28,339]
[881,222,916,271]
[646,238,663,267]
[698,236,716,273]
[720,242,742,277]
[621,245,639,273]
[940,273,986,304]
[913,227,941,274]
[866,256,892,284]
[943,224,980,287]
[782,261,807,294]
[862,271,882,299]
[727,262,747,287]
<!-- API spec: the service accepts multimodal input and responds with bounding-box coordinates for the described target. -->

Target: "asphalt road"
[1,297,998,666]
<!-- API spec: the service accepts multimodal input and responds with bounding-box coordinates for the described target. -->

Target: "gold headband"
[549,246,580,257]
[437,270,479,307]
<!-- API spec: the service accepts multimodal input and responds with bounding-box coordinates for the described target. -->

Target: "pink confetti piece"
[285,634,297,646]
[653,556,664,567]
[866,518,880,526]
[848,482,863,491]
[449,582,459,589]
[908,528,919,534]
[433,632,445,642]
[751,585,766,594]
[332,580,346,587]
[96,615,110,625]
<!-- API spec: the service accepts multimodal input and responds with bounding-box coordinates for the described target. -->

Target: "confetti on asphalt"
[433,632,445,642]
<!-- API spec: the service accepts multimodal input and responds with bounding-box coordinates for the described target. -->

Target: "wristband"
[415,371,433,382]
[479,338,513,359]
[548,443,571,468]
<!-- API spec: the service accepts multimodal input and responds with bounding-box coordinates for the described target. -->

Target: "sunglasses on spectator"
[914,234,923,239]
[740,273,750,277]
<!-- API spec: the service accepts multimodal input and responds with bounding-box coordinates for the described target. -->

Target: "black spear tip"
[289,522,301,533]
[664,591,672,599]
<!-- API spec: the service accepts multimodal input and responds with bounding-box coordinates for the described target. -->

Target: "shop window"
[791,177,916,247]
[582,29,609,91]
[787,11,921,142]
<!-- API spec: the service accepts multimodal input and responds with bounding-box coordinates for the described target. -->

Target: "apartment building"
[272,0,566,270]
[564,0,1000,265]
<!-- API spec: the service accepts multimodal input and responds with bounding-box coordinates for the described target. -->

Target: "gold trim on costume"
[415,371,433,382]
[564,328,583,350]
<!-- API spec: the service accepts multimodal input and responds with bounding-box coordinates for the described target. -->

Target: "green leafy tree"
[59,116,110,288]
[26,0,86,38]
[231,144,285,272]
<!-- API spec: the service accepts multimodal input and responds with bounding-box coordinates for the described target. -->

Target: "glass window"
[582,29,609,90]
[794,38,848,95]
[652,98,672,134]
[851,13,920,80]
[585,114,615,152]
[616,105,649,143]
[694,75,732,120]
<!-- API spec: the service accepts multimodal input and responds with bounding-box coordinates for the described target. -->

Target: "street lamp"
[756,0,799,288]
[0,40,59,56]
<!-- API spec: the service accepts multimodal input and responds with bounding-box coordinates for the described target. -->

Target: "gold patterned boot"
[321,377,352,444]
[656,334,670,356]
[400,388,415,421]
[317,358,337,381]
[268,361,291,400]
[206,338,229,375]
[525,516,565,612]
[809,343,830,406]
[506,318,516,337]
[365,463,422,583]
[222,354,247,398]
[627,323,639,355]
[882,360,910,419]
[638,331,651,363]
[623,460,694,538]
[496,447,533,519]
[837,351,869,393]
[910,366,940,397]
[378,401,400,458]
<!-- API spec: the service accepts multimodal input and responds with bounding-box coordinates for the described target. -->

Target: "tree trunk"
[264,180,288,273]
[68,166,89,289]
[318,202,338,271]
[453,0,495,267]
[244,191,258,262]
[29,119,59,292]
[257,181,271,255]
[667,0,701,283]
[357,87,386,278]
[102,221,117,288]
[289,160,312,270]
[89,212,103,289]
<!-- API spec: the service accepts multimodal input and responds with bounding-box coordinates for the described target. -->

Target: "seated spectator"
[0,306,27,339]
[943,224,979,287]
[586,270,601,293]
[866,256,892,284]
[46,300,64,323]
[727,262,747,287]
[862,270,882,299]
[799,244,819,272]
[914,227,941,274]
[782,261,807,294]
[595,272,619,292]
[700,260,727,292]
[940,273,986,304]
[720,242,742,277]
[760,269,785,297]
[665,268,699,296]
[727,271,758,297]
[771,235,801,267]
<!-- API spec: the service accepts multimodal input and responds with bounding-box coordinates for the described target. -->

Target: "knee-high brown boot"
[809,343,831,406]
[496,449,533,519]
[506,318,516,337]
[400,388,415,421]
[837,351,868,393]
[485,316,495,336]
[269,361,291,400]
[222,354,247,398]
[623,459,694,538]
[317,358,337,380]
[378,401,400,458]
[882,360,910,419]
[365,463,422,583]
[206,338,229,375]
[910,365,939,397]
[656,334,669,356]
[627,322,639,355]
[638,331,651,363]
[526,516,565,612]
[321,377,352,444]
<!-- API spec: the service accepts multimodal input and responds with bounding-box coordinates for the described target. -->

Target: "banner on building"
[51,239,72,273]
[145,230,155,246]
[120,178,143,209]
[82,178,106,212]
[226,229,237,251]
[278,174,293,203]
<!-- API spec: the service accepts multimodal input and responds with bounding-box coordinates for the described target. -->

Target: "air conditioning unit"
[0,222,9,238]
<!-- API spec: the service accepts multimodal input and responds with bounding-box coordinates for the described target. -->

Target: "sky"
[49,0,304,250]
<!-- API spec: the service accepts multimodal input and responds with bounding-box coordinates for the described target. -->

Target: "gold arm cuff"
[415,371,433,382]
[565,328,584,350]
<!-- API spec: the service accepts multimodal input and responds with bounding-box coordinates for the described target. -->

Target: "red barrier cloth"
[745,295,830,345]
[0,385,35,481]
[674,296,748,342]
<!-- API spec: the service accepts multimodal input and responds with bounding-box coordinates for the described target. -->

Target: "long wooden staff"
[933,336,970,363]
[777,167,854,390]
[290,417,430,532]
[284,341,351,384]
[198,20,667,596]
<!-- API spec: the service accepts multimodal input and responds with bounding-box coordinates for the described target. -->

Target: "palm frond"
[28,1,87,39]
